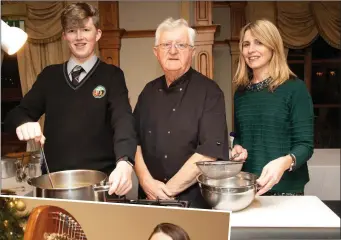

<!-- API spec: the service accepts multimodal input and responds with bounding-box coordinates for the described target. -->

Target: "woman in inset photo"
[148,223,190,240]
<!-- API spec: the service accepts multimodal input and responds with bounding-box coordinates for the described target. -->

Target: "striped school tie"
[71,65,84,86]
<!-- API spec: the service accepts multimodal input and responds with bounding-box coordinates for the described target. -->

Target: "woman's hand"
[231,145,248,162]
[256,155,293,195]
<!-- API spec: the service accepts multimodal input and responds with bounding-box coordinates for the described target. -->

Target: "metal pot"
[197,171,258,212]
[27,169,113,201]
[1,151,42,181]
[15,155,42,182]
[1,157,17,179]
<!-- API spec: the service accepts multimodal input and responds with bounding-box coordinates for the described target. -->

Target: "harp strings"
[43,211,87,240]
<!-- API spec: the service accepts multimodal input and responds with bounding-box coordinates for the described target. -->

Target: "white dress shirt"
[67,55,98,83]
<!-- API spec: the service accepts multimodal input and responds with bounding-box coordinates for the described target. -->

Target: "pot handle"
[93,183,111,192]
[93,182,127,199]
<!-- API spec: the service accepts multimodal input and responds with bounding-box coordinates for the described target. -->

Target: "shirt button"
[179,88,182,91]
[167,131,171,134]
[172,108,176,112]
[164,155,168,159]
[164,178,168,182]
[148,130,152,134]
[158,89,163,92]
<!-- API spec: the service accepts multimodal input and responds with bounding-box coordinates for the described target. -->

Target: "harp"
[24,205,88,240]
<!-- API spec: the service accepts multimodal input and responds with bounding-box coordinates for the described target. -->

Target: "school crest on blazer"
[92,85,106,98]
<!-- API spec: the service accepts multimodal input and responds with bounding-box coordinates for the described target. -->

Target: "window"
[288,36,341,148]
[1,52,26,154]
[1,19,27,154]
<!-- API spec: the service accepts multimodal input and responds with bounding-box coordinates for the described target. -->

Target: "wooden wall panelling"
[228,2,246,130]
[122,30,155,39]
[98,2,124,66]
[193,1,217,79]
[229,2,246,41]
[213,2,230,8]
[193,25,218,79]
[194,1,212,26]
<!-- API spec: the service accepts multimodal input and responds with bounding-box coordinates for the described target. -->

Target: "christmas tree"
[0,197,30,240]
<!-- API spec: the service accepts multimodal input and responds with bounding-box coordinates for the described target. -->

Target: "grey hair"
[155,17,196,46]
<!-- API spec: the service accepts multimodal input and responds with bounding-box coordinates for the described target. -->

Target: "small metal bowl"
[196,160,243,179]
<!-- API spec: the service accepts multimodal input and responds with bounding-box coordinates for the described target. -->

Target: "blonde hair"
[155,17,196,46]
[233,19,296,91]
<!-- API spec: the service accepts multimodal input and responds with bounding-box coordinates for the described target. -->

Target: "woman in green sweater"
[231,19,314,196]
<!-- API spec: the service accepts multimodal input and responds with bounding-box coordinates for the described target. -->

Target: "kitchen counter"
[1,176,34,197]
[230,196,340,239]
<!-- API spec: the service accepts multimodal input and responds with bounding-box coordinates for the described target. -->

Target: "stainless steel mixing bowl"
[196,160,243,179]
[197,171,258,211]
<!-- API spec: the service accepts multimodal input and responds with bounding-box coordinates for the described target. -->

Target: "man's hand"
[16,122,45,145]
[256,156,292,196]
[140,176,172,200]
[231,144,248,161]
[108,161,133,196]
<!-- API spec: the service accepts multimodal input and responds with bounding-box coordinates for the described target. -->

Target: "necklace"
[246,77,271,92]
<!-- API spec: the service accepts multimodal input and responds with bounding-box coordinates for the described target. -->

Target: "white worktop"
[1,176,34,196]
[230,196,340,228]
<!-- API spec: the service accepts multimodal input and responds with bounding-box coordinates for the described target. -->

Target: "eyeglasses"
[156,43,194,51]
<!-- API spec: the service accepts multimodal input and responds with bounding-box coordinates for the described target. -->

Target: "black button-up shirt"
[134,67,229,208]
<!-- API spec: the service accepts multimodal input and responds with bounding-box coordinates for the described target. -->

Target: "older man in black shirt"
[134,17,229,209]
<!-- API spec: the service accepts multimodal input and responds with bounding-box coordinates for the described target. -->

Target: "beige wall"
[119,2,181,31]
[120,38,163,109]
[19,197,230,240]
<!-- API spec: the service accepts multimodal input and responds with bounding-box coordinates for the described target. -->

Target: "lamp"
[1,20,28,55]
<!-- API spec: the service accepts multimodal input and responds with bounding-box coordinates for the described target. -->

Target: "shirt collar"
[161,67,194,90]
[67,55,98,74]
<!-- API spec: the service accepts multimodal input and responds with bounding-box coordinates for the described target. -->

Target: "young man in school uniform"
[4,2,137,196]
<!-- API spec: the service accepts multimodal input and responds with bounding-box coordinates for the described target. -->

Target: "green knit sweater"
[233,78,314,193]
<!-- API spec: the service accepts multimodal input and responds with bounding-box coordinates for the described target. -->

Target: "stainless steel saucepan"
[27,169,114,201]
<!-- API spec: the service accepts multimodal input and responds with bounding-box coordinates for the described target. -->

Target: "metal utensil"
[196,160,243,179]
[40,146,54,188]
[197,172,258,211]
